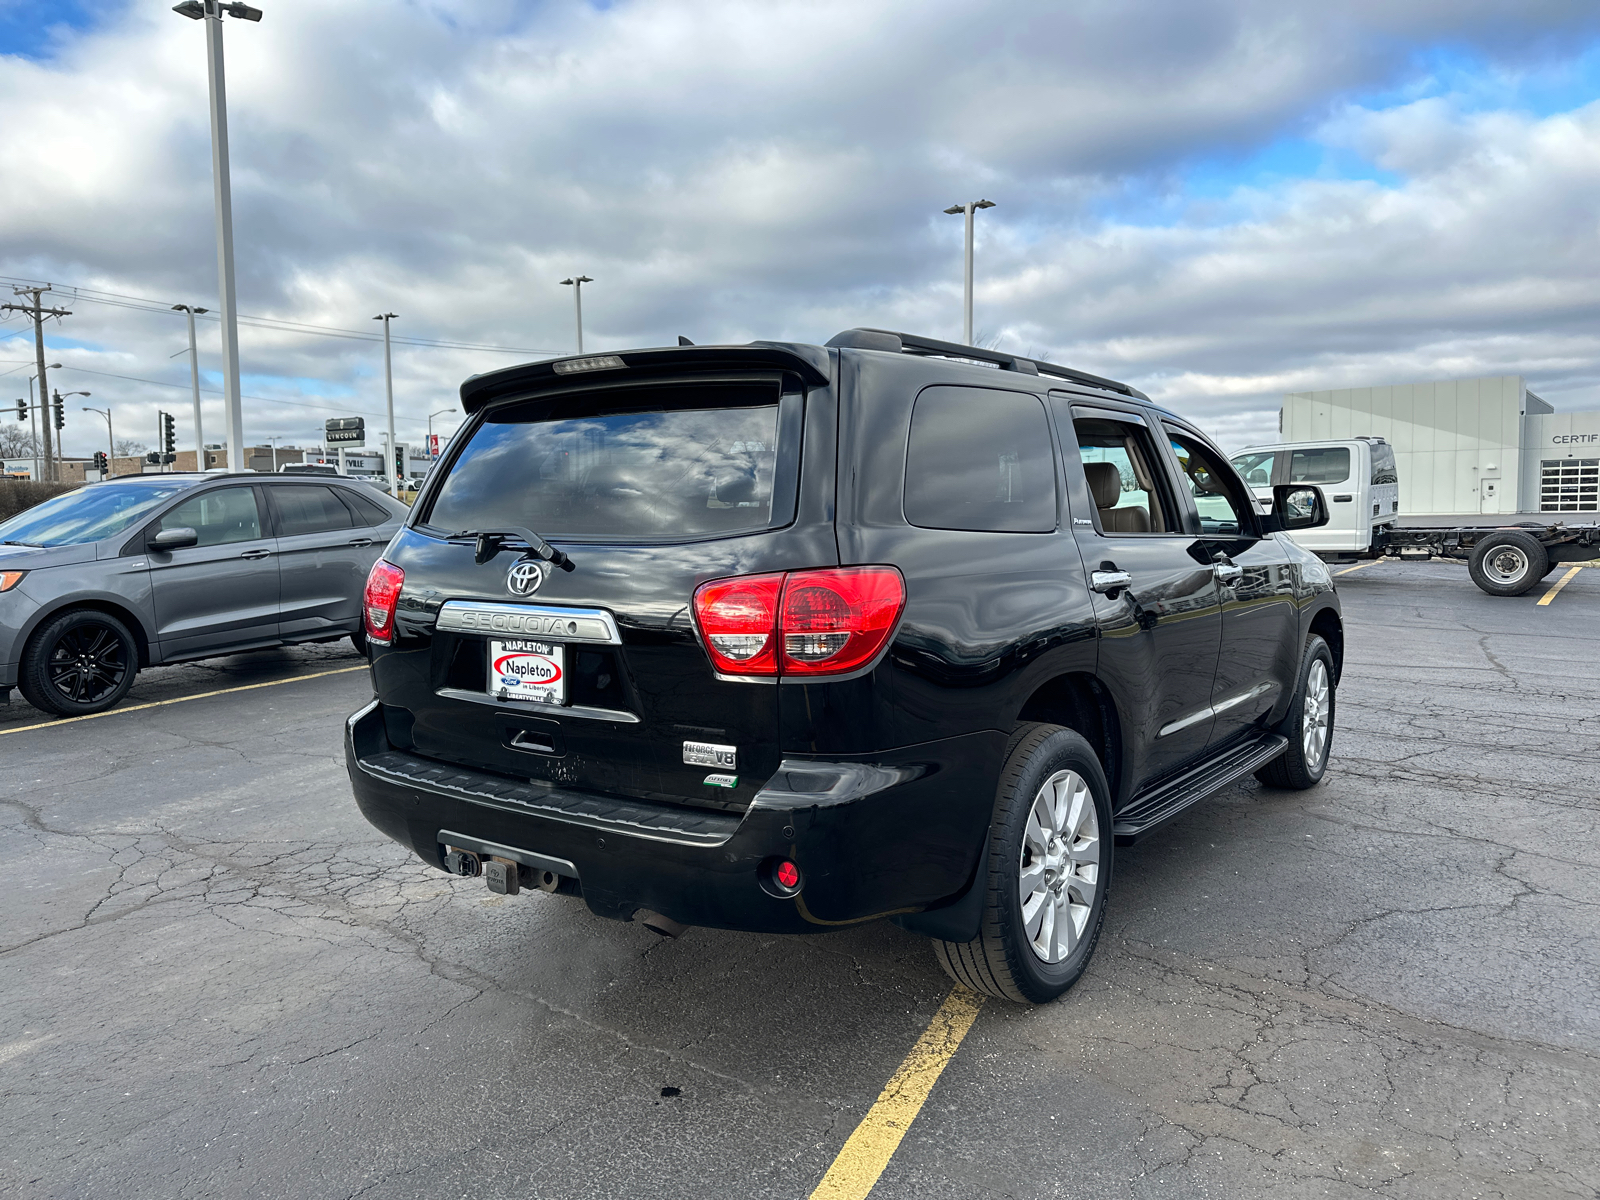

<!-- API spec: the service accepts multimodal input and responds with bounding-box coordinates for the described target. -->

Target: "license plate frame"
[487,639,566,706]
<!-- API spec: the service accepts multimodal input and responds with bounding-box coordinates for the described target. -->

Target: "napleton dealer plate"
[489,640,565,704]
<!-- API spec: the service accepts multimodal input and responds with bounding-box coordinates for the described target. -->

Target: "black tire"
[1468,532,1547,597]
[1255,634,1334,790]
[17,608,139,717]
[932,724,1113,1004]
[350,628,369,656]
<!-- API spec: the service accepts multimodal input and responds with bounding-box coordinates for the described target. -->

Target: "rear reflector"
[692,565,904,679]
[363,559,405,642]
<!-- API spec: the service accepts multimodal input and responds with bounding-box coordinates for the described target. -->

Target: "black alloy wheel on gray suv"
[18,608,139,717]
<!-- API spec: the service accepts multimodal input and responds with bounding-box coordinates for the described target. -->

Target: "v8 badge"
[683,741,737,770]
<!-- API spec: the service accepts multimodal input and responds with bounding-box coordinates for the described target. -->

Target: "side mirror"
[1267,485,1329,532]
[149,526,199,551]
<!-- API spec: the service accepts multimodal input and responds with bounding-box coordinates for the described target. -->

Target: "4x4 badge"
[506,559,545,596]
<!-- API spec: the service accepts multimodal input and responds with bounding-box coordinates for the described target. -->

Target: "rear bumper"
[345,700,1001,934]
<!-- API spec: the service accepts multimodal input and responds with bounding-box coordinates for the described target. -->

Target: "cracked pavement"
[2,560,1597,1198]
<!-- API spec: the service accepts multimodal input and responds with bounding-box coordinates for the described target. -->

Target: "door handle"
[239,548,273,560]
[347,538,374,548]
[1214,563,1243,583]
[1089,569,1133,596]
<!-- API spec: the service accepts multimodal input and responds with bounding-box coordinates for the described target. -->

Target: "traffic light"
[160,411,177,455]
[395,445,405,482]
[52,396,64,430]
[93,451,108,474]
[13,398,24,421]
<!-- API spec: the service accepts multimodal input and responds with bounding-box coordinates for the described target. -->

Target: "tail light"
[363,559,405,643]
[692,566,904,679]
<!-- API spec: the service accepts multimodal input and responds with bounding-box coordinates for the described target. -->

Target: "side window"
[1229,450,1277,487]
[340,487,394,526]
[158,487,262,547]
[1370,443,1397,486]
[904,387,1056,533]
[1167,429,1253,537]
[272,485,355,536]
[1288,447,1351,484]
[1074,417,1171,534]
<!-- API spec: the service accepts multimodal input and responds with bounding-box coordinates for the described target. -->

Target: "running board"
[1112,733,1289,844]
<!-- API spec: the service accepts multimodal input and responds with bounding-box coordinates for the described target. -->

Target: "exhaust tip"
[634,909,687,939]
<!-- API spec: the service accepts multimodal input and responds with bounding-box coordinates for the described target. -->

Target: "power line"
[0,274,560,356]
[52,364,394,420]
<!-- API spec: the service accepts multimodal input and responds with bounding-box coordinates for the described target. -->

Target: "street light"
[942,199,996,346]
[82,406,115,477]
[172,0,263,485]
[427,408,454,458]
[373,312,398,491]
[173,304,210,463]
[559,276,593,354]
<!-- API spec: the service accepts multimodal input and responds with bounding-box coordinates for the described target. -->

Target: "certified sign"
[489,640,564,704]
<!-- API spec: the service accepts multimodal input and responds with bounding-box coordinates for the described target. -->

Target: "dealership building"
[1280,374,1600,517]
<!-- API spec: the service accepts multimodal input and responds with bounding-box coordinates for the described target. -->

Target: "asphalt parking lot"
[3,561,1597,1199]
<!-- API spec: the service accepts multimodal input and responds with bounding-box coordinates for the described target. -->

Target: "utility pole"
[560,276,593,353]
[173,1,263,474]
[373,312,397,492]
[174,304,209,466]
[2,288,72,481]
[942,200,996,346]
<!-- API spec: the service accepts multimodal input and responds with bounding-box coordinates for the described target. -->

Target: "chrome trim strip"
[1157,681,1277,738]
[436,600,622,645]
[438,829,578,877]
[434,687,640,724]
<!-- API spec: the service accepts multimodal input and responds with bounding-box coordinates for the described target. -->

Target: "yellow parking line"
[1335,560,1383,576]
[810,985,984,1200]
[1536,566,1584,607]
[0,665,368,738]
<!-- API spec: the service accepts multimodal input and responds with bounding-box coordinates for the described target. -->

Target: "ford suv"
[345,329,1341,1003]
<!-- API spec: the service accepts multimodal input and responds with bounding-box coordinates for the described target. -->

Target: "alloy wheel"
[47,622,129,706]
[1302,657,1330,768]
[1018,769,1100,964]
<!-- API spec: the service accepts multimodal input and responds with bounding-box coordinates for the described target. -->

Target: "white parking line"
[0,665,368,738]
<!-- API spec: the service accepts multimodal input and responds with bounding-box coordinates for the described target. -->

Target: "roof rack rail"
[825,327,1145,399]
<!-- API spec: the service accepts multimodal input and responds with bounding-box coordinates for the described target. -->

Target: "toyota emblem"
[506,559,545,596]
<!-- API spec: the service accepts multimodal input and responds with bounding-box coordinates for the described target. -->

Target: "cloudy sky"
[3,0,1600,461]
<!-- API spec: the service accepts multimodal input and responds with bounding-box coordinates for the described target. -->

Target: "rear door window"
[1370,443,1397,485]
[423,382,801,541]
[903,387,1056,532]
[271,485,355,536]
[1288,447,1351,484]
[1074,416,1173,534]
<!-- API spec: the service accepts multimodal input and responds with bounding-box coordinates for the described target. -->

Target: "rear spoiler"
[459,342,832,413]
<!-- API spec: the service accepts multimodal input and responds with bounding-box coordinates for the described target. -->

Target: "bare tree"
[114,437,147,458]
[0,422,39,458]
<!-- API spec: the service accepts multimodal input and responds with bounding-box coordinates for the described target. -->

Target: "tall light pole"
[173,1,262,475]
[374,312,398,491]
[173,303,209,465]
[942,199,995,346]
[428,408,453,458]
[83,406,115,476]
[559,276,593,354]
[27,365,59,481]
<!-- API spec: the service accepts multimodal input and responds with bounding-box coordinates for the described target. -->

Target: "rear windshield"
[422,382,802,541]
[1288,447,1350,484]
[1370,443,1397,485]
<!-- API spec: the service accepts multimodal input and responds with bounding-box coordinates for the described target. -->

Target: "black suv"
[346,329,1341,1003]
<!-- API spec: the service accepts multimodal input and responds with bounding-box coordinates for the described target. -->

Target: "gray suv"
[0,473,406,716]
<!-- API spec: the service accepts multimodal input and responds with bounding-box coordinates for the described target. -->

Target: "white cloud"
[1,0,1599,458]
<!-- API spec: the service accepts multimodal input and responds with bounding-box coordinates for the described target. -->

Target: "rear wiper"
[452,527,575,572]
[1,540,41,547]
